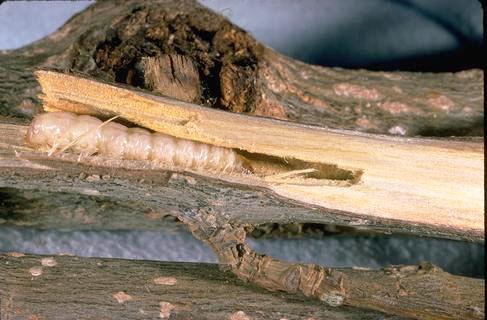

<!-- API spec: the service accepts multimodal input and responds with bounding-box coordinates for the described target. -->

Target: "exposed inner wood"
[34,71,484,238]
[138,54,201,103]
[0,1,483,319]
[3,120,480,242]
[0,120,483,320]
[239,151,362,186]
[24,110,362,187]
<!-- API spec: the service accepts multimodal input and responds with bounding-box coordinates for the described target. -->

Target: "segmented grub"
[26,112,248,174]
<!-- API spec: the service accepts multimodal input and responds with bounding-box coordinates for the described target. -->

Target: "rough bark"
[0,122,484,319]
[0,1,484,319]
[0,186,349,239]
[185,216,484,320]
[1,254,407,320]
[0,0,483,136]
[29,71,484,241]
[0,186,183,232]
[0,121,482,243]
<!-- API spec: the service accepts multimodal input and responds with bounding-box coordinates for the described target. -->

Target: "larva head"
[26,112,77,149]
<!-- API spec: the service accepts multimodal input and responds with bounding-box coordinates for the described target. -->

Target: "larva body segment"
[26,112,248,174]
[150,133,178,165]
[70,115,103,154]
[98,122,128,158]
[125,128,152,160]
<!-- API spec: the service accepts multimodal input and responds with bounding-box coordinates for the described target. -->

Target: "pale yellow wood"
[35,70,484,235]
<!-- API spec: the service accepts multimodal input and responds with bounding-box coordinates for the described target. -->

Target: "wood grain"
[0,1,483,319]
[0,120,484,319]
[35,70,484,239]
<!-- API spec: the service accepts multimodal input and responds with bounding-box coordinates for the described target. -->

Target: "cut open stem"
[33,70,484,240]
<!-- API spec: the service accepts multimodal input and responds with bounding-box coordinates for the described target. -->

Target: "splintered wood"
[33,70,484,240]
[0,0,484,318]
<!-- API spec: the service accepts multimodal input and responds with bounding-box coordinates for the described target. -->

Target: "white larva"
[26,111,248,174]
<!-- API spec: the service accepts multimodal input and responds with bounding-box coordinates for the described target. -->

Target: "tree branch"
[182,211,484,320]
[0,1,483,319]
[1,253,405,320]
[0,0,482,136]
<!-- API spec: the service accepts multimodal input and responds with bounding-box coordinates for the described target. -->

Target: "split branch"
[0,122,484,319]
[0,1,483,319]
